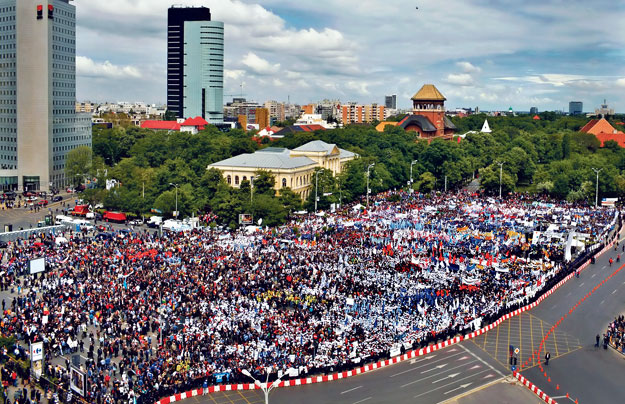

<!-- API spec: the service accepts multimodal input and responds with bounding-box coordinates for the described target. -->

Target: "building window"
[227,175,231,185]
[242,176,247,182]
[282,178,287,188]
[235,176,239,185]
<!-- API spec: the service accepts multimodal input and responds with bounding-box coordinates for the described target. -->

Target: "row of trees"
[70,114,625,228]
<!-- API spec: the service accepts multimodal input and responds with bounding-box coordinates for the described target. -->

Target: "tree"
[65,146,93,187]
[479,164,515,196]
[279,188,302,214]
[416,172,436,193]
[163,110,177,121]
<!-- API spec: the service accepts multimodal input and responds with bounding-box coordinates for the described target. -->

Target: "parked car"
[36,199,48,206]
[51,195,63,202]
[128,219,143,226]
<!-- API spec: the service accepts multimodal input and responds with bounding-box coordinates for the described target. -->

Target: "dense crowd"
[606,315,625,352]
[0,191,618,403]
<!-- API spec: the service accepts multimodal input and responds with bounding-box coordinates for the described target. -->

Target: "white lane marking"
[444,383,473,395]
[579,283,585,287]
[613,289,618,295]
[433,373,460,384]
[592,273,597,278]
[459,344,506,378]
[351,397,372,404]
[566,292,572,296]
[341,386,363,395]
[410,354,437,365]
[390,352,462,378]
[400,360,477,388]
[601,300,605,304]
[551,305,557,310]
[414,370,489,398]
[422,364,448,374]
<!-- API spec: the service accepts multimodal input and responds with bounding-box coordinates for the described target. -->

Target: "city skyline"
[74,0,625,112]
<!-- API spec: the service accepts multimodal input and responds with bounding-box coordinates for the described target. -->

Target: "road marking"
[550,305,557,310]
[459,344,505,378]
[341,386,363,395]
[592,273,597,278]
[613,289,618,295]
[530,314,535,367]
[579,283,585,287]
[390,353,461,378]
[601,299,605,304]
[414,370,489,398]
[351,397,372,404]
[400,360,477,388]
[410,354,437,365]
[422,364,448,374]
[444,383,473,395]
[433,373,460,384]
[566,292,572,296]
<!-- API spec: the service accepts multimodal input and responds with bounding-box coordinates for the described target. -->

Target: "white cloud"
[616,78,625,88]
[446,73,474,86]
[242,52,281,75]
[456,62,481,74]
[76,56,141,79]
[346,81,370,96]
[224,69,245,81]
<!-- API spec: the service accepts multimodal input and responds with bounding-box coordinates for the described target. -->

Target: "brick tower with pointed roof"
[405,84,455,140]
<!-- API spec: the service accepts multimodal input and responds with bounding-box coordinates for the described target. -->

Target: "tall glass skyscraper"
[0,0,91,191]
[167,6,224,124]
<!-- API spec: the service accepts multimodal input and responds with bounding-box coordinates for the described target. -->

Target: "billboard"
[70,366,86,397]
[29,257,45,274]
[30,342,43,379]
[239,214,253,225]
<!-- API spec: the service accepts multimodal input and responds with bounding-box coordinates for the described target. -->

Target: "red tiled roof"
[533,115,541,120]
[141,120,180,131]
[300,125,326,132]
[595,132,625,148]
[579,119,599,133]
[181,116,209,127]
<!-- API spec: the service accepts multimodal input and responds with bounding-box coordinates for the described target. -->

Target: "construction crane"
[224,82,246,100]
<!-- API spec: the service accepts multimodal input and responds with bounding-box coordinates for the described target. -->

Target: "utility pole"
[410,160,418,190]
[444,176,447,193]
[499,163,503,199]
[592,168,603,208]
[315,170,321,213]
[169,183,179,218]
[366,163,375,208]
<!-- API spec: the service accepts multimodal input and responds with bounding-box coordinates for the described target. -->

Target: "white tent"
[481,119,492,133]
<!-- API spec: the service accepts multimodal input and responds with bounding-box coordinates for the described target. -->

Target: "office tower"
[385,94,397,110]
[530,107,538,115]
[0,0,91,192]
[569,101,583,116]
[167,6,223,123]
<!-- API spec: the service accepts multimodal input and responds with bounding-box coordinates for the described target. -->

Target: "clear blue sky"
[75,0,625,112]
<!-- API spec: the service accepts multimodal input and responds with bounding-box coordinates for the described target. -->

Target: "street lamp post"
[496,162,504,199]
[250,176,259,204]
[366,163,375,208]
[241,368,282,404]
[410,160,418,185]
[169,183,179,218]
[444,176,447,193]
[592,168,603,208]
[315,170,321,213]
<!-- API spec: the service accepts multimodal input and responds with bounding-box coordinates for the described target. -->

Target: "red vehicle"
[36,200,49,206]
[103,211,127,223]
[71,205,90,217]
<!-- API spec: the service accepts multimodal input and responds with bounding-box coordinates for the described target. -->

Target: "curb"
[512,371,556,404]
[154,239,616,404]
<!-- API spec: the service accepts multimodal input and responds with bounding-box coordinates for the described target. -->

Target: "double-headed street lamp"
[241,368,282,404]
[410,160,418,184]
[496,162,504,199]
[315,170,321,213]
[592,168,603,208]
[169,183,179,218]
[366,163,375,208]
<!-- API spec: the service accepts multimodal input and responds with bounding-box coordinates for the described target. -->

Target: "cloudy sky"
[75,0,625,112]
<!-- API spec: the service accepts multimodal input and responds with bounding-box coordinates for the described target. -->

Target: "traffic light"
[48,5,54,19]
[36,5,43,19]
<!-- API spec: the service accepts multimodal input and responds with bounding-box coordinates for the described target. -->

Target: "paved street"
[176,230,625,404]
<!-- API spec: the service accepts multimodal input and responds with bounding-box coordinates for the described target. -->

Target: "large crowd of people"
[0,191,618,403]
[605,315,625,352]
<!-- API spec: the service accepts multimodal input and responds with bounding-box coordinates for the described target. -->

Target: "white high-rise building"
[0,0,91,191]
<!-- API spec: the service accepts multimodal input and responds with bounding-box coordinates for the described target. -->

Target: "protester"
[0,191,618,403]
